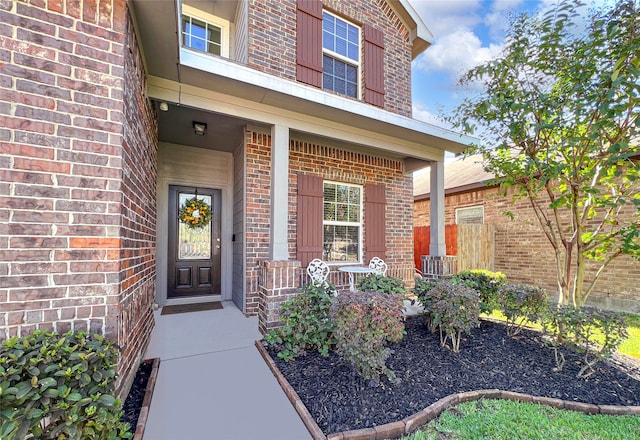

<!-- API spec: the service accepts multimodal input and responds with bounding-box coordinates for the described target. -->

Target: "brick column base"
[258,260,302,334]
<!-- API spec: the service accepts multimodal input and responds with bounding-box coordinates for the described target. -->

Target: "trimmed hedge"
[0,330,131,440]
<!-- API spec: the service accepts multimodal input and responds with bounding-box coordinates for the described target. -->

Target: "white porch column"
[429,160,446,256]
[269,124,289,260]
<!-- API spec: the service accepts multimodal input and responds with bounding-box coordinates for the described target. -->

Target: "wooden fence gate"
[413,224,495,273]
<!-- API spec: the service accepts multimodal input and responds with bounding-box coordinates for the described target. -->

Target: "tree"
[450,0,640,306]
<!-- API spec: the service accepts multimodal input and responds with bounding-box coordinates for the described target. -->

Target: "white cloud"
[415,29,503,76]
[492,0,524,11]
[410,0,483,38]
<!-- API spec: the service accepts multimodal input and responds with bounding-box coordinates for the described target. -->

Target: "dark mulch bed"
[266,316,640,435]
[121,360,153,431]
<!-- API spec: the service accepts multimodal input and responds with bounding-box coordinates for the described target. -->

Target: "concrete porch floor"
[142,301,312,440]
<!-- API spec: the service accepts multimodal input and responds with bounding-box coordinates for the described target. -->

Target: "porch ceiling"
[156,102,256,152]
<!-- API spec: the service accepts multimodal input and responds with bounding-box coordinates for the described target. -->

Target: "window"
[181,5,229,58]
[456,206,484,224]
[323,182,362,262]
[322,11,360,98]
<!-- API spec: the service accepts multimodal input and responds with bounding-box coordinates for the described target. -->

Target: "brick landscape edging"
[132,358,160,440]
[255,341,640,440]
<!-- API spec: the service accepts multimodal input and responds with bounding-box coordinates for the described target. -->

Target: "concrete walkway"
[142,301,312,440]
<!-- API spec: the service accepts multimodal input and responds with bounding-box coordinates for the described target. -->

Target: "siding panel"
[234,0,248,64]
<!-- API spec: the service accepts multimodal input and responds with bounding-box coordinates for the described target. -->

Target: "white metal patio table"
[338,266,374,292]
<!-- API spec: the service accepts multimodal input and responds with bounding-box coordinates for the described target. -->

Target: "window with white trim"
[181,5,230,58]
[323,182,362,262]
[322,11,360,98]
[455,206,484,224]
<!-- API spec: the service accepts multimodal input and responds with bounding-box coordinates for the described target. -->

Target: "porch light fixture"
[193,121,207,136]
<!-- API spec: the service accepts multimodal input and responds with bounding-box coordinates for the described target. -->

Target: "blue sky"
[408,0,610,127]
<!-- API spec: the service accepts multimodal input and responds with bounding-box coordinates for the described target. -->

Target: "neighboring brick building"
[1,0,472,392]
[414,156,640,314]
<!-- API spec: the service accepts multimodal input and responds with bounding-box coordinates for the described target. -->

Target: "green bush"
[330,291,405,384]
[452,269,507,314]
[0,330,131,440]
[498,284,548,336]
[413,278,445,333]
[264,283,336,361]
[542,305,629,378]
[425,281,480,352]
[357,273,406,295]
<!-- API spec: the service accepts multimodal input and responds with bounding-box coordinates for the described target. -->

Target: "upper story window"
[181,5,230,58]
[323,182,362,262]
[322,11,360,99]
[456,206,484,224]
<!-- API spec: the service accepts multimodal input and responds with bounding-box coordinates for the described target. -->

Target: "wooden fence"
[413,224,495,273]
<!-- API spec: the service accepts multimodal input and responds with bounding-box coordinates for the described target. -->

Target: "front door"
[168,186,221,299]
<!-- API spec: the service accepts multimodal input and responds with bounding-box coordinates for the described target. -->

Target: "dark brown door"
[168,186,221,298]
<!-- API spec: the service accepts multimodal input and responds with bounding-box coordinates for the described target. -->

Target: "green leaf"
[0,421,16,438]
[97,394,116,407]
[38,377,57,389]
[67,392,82,402]
[14,381,34,400]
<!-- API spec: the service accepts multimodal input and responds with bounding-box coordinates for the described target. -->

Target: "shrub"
[452,269,507,314]
[357,274,406,295]
[264,283,336,361]
[413,278,445,333]
[542,305,629,378]
[0,330,132,440]
[498,284,548,336]
[427,281,480,352]
[330,291,405,384]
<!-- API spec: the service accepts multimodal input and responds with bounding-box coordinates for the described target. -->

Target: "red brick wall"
[414,187,640,312]
[243,129,415,315]
[289,139,414,273]
[0,0,157,392]
[244,130,272,316]
[246,0,412,117]
[117,7,158,393]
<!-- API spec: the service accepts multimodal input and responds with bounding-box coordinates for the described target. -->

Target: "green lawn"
[483,311,640,360]
[402,399,640,440]
[622,314,640,359]
[401,312,640,440]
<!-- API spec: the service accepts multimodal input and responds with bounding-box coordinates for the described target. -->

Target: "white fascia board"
[397,0,434,57]
[178,48,474,153]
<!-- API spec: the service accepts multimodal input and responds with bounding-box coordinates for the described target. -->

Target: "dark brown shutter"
[365,183,386,262]
[297,174,324,266]
[363,24,384,107]
[296,0,323,88]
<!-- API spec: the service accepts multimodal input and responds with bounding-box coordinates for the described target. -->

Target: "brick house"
[0,0,472,392]
[413,155,640,313]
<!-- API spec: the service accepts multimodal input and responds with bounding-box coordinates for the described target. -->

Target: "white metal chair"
[306,258,330,286]
[368,256,387,276]
[306,258,338,295]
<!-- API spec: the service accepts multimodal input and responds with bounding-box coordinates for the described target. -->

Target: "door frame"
[167,185,222,299]
[156,143,234,306]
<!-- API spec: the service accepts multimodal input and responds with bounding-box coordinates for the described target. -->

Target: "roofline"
[391,0,434,59]
[414,180,495,202]
[176,49,476,152]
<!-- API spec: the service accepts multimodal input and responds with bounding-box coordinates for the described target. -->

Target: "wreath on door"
[178,196,212,229]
